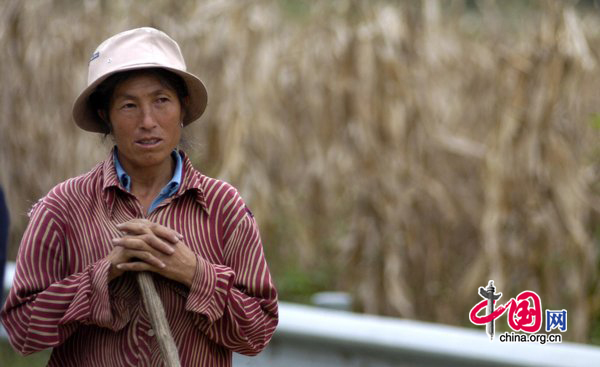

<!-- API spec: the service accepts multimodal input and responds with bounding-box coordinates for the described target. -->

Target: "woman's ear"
[97,109,107,122]
[97,110,113,134]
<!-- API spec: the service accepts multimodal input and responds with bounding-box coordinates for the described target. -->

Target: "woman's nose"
[140,106,157,129]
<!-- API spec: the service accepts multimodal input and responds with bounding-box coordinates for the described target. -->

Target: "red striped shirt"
[1,150,278,366]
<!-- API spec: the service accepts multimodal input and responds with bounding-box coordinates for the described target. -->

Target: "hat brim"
[72,63,208,133]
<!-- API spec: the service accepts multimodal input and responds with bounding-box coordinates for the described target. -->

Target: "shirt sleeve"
[0,198,135,355]
[184,191,278,356]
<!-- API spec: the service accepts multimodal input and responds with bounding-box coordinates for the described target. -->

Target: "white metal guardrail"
[3,262,600,366]
[234,302,600,367]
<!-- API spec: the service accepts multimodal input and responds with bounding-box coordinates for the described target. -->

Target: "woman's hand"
[106,219,199,287]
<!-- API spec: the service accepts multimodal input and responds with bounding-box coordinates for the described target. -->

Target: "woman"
[1,27,278,366]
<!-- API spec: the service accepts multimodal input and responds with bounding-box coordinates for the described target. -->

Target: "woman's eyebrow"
[112,93,138,101]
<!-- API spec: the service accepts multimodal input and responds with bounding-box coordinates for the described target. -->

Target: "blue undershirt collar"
[113,148,182,214]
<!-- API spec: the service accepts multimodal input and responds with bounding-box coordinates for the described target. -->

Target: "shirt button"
[147,329,155,337]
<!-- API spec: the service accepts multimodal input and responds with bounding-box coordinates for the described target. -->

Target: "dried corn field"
[1,0,600,344]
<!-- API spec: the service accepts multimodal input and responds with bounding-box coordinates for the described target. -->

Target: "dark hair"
[88,68,189,135]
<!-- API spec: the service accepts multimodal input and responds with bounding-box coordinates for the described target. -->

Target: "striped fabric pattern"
[1,150,278,366]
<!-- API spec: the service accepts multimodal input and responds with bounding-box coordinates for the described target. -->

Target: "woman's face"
[108,72,183,172]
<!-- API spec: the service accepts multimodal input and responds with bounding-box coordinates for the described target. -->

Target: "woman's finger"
[149,223,183,244]
[113,235,175,255]
[141,233,176,254]
[118,248,166,269]
[116,221,150,235]
[112,236,146,251]
[117,221,181,244]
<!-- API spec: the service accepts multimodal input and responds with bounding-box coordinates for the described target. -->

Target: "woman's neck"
[121,155,175,201]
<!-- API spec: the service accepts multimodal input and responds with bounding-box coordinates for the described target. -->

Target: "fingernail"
[168,248,175,254]
[177,233,184,240]
[160,262,166,268]
[116,264,123,269]
[111,238,119,243]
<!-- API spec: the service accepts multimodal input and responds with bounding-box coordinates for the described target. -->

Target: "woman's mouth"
[135,138,162,147]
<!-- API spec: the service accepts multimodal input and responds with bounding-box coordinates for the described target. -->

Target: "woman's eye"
[121,103,136,110]
[156,97,169,104]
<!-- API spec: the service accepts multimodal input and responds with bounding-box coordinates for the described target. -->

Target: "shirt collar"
[177,151,209,213]
[102,148,208,215]
[112,147,182,195]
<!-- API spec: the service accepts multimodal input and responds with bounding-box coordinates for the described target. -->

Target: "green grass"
[0,341,50,366]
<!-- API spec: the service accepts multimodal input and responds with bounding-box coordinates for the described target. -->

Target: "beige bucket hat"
[72,27,208,133]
